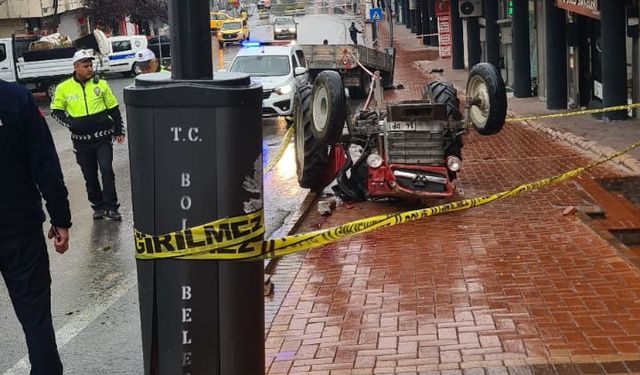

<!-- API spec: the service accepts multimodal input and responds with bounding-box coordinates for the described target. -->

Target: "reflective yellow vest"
[51,76,118,118]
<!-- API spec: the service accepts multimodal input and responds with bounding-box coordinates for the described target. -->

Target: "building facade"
[399,0,639,120]
[0,0,87,37]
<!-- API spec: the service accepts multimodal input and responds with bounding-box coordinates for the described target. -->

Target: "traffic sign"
[369,7,383,22]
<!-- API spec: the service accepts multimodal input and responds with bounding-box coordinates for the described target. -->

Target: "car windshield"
[230,55,290,77]
[222,22,242,30]
[275,18,294,26]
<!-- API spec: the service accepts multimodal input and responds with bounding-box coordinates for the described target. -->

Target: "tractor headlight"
[274,84,293,95]
[446,156,462,172]
[367,153,383,168]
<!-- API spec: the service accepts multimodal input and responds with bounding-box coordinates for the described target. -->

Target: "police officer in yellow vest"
[51,50,124,221]
[134,48,169,75]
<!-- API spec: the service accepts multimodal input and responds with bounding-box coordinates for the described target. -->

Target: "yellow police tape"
[134,139,640,261]
[135,210,265,259]
[507,103,640,122]
[263,126,295,174]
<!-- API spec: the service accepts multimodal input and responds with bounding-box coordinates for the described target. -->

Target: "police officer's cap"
[72,49,95,64]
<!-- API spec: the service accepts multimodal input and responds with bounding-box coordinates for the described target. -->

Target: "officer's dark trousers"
[74,139,118,211]
[0,228,62,375]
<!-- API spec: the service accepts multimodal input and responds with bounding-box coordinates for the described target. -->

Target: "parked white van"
[107,35,148,76]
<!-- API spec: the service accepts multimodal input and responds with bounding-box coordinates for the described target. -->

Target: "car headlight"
[274,84,293,95]
[288,27,296,32]
[275,28,283,32]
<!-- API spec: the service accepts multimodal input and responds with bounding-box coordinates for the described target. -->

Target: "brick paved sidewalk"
[263,19,640,375]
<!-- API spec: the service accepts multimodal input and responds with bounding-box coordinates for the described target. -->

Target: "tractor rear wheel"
[311,71,346,145]
[295,85,330,190]
[423,81,462,121]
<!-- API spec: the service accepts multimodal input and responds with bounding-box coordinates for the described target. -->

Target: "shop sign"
[434,0,450,17]
[438,17,451,58]
[433,0,451,58]
[555,0,600,20]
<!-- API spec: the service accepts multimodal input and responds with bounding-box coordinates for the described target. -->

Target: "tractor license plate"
[388,121,416,131]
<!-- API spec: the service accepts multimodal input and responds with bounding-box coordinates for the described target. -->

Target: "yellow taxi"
[210,12,231,32]
[217,18,250,47]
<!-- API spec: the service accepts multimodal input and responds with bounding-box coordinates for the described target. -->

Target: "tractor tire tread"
[296,85,330,190]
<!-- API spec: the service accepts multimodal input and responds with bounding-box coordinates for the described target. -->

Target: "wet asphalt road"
[0,9,362,375]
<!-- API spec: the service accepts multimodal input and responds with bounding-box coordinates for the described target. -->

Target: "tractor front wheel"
[466,63,507,135]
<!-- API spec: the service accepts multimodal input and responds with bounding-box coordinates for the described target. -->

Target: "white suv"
[229,42,310,121]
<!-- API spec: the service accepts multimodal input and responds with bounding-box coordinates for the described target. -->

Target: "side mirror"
[294,66,307,76]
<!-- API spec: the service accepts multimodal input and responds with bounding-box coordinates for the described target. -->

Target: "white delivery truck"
[0,29,110,99]
[107,35,148,76]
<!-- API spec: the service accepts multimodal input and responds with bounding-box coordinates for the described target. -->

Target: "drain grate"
[597,177,640,206]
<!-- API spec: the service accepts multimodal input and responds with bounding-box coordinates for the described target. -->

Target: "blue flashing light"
[242,41,262,48]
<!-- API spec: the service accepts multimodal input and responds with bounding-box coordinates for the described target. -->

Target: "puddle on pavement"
[596,176,640,207]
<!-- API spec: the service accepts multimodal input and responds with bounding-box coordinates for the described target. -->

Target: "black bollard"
[483,0,500,68]
[601,0,628,120]
[427,0,438,46]
[466,17,481,68]
[544,0,567,109]
[415,0,423,39]
[450,0,465,69]
[512,0,532,98]
[124,0,265,374]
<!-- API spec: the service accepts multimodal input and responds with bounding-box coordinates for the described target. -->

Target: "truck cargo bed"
[301,44,395,87]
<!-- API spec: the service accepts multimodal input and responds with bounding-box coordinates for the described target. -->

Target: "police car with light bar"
[229,41,310,121]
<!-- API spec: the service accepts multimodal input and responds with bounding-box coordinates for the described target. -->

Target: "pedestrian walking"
[134,48,169,74]
[0,79,72,375]
[51,49,125,221]
[349,22,362,45]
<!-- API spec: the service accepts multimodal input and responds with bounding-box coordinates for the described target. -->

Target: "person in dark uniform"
[0,79,72,375]
[349,22,362,45]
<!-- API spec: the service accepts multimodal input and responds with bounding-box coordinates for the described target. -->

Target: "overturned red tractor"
[293,62,507,201]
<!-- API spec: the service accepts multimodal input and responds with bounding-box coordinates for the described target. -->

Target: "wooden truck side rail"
[301,44,393,72]
[301,44,395,88]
